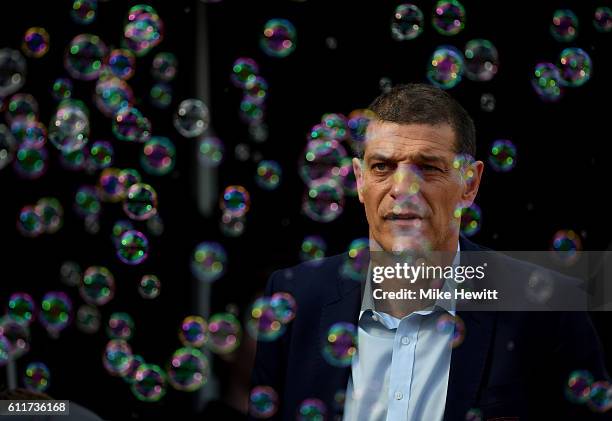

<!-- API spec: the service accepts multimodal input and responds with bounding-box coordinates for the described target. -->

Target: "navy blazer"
[250,237,610,420]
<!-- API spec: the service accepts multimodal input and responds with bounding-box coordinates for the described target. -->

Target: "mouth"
[384,213,425,228]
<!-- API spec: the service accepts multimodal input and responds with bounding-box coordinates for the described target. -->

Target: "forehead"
[364,120,457,160]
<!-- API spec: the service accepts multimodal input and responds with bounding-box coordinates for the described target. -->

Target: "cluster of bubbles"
[16,197,63,237]
[565,370,612,413]
[123,4,164,56]
[246,292,297,342]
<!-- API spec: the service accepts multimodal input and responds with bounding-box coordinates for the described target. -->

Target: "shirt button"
[401,337,410,345]
[371,314,378,322]
[394,391,403,400]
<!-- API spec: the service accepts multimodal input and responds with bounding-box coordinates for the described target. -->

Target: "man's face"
[353,120,483,252]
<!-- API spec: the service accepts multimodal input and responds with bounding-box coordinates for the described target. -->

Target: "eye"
[421,164,442,172]
[371,162,390,173]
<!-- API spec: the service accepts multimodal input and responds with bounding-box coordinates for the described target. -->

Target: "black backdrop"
[1,0,611,418]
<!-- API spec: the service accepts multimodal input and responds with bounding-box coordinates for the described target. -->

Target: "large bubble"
[64,34,108,80]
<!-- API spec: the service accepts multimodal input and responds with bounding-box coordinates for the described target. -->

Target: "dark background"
[1,0,611,419]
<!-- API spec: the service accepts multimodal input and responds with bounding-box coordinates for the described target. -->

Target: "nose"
[390,163,423,199]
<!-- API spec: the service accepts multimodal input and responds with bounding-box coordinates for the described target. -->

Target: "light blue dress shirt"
[343,244,460,421]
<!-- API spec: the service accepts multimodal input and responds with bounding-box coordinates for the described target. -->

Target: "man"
[250,84,610,420]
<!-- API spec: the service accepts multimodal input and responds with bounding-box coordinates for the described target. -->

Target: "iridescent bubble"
[301,235,327,262]
[94,75,134,117]
[74,185,101,217]
[191,242,227,283]
[249,385,279,418]
[119,168,141,191]
[0,49,27,97]
[107,312,134,340]
[151,52,177,81]
[40,291,72,334]
[558,47,592,87]
[139,274,161,299]
[347,109,373,155]
[76,304,101,334]
[112,105,151,143]
[48,100,90,152]
[71,0,97,25]
[531,62,564,102]
[551,229,583,266]
[250,122,269,142]
[246,297,285,342]
[260,19,297,58]
[146,213,164,237]
[60,261,82,287]
[220,211,246,238]
[307,123,333,142]
[459,203,481,237]
[98,168,125,202]
[488,139,516,172]
[551,9,578,42]
[338,157,357,196]
[465,408,483,421]
[16,205,43,238]
[88,140,113,170]
[0,124,17,170]
[35,197,63,234]
[123,354,145,384]
[6,93,38,124]
[464,39,499,82]
[150,82,172,109]
[432,0,466,36]
[22,28,50,58]
[141,136,175,176]
[220,185,250,217]
[198,136,224,167]
[323,322,356,367]
[436,313,465,348]
[117,230,149,265]
[106,49,135,80]
[239,97,265,123]
[11,118,46,149]
[297,399,327,421]
[0,317,30,359]
[103,339,133,376]
[123,183,158,220]
[179,315,208,348]
[302,179,345,223]
[255,160,282,190]
[427,45,464,89]
[51,78,73,101]
[299,139,348,184]
[173,99,210,138]
[231,57,259,88]
[7,292,35,326]
[565,370,593,403]
[0,336,10,367]
[270,292,297,324]
[245,76,268,104]
[391,3,424,41]
[587,381,612,413]
[167,347,209,391]
[206,313,241,354]
[123,4,164,57]
[80,266,115,306]
[321,113,348,141]
[131,363,167,402]
[64,34,107,81]
[24,362,50,392]
[340,238,369,281]
[594,7,612,32]
[14,144,47,179]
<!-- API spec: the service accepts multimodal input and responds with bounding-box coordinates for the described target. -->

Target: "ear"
[461,160,484,207]
[352,157,365,204]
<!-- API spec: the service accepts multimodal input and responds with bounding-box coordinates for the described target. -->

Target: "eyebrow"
[366,152,448,166]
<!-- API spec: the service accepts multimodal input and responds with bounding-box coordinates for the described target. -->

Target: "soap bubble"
[550,9,578,42]
[249,385,279,418]
[150,82,172,108]
[488,139,516,172]
[16,205,43,238]
[88,140,114,169]
[246,297,286,342]
[231,57,259,88]
[64,34,108,81]
[7,292,35,326]
[71,0,98,25]
[95,75,134,117]
[14,144,48,179]
[558,47,592,87]
[117,230,149,265]
[98,168,126,202]
[391,3,424,41]
[51,78,73,101]
[0,49,27,97]
[24,362,51,392]
[131,363,167,402]
[35,197,64,234]
[141,136,175,176]
[80,266,115,306]
[531,62,564,103]
[565,370,593,403]
[260,19,297,58]
[0,317,30,359]
[301,235,327,262]
[22,28,50,58]
[107,312,134,340]
[198,136,224,167]
[106,49,135,80]
[464,39,499,82]
[74,185,101,218]
[427,45,464,89]
[139,274,161,299]
[103,339,133,376]
[179,315,208,348]
[302,179,345,223]
[191,242,227,283]
[432,0,466,36]
[220,185,250,217]
[167,347,209,391]
[256,160,282,190]
[594,7,612,32]
[0,124,16,170]
[206,313,241,354]
[76,304,101,334]
[123,183,158,221]
[123,4,164,56]
[322,322,356,367]
[174,99,210,138]
[48,100,90,153]
[112,105,151,143]
[151,52,178,81]
[39,291,72,335]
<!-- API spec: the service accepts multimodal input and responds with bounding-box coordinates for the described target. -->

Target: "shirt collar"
[360,241,460,322]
